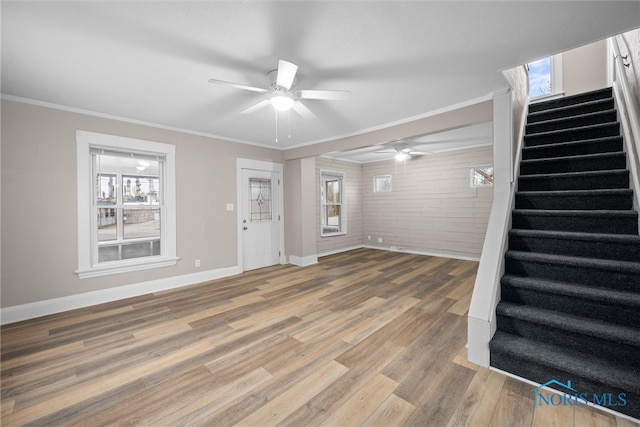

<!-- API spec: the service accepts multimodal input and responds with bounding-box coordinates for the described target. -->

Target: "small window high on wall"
[528,54,563,99]
[320,170,346,236]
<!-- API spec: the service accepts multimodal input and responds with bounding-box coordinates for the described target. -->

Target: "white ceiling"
[2,1,639,151]
[326,121,493,163]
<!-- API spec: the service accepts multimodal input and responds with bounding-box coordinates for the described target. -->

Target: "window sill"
[321,232,346,238]
[76,256,179,279]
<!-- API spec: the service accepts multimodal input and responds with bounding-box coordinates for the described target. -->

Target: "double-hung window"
[76,131,177,278]
[320,170,346,236]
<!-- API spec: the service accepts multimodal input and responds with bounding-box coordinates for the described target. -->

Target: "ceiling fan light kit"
[269,91,295,111]
[208,59,350,120]
[394,151,411,162]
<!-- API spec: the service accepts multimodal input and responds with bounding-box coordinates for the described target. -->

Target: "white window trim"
[470,164,494,188]
[530,54,565,102]
[320,169,347,237]
[76,130,178,279]
[373,174,392,193]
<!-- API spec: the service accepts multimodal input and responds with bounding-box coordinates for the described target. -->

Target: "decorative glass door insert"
[249,178,272,222]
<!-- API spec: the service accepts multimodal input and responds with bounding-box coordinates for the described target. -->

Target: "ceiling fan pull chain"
[288,110,292,141]
[275,109,279,143]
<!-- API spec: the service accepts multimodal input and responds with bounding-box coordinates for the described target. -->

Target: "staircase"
[490,87,640,420]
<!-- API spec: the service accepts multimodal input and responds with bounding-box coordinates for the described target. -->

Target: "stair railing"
[611,32,640,219]
[468,65,529,367]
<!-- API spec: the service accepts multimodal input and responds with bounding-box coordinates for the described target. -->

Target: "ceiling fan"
[374,142,430,161]
[208,59,350,120]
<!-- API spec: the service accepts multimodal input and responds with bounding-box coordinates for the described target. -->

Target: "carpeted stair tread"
[501,275,640,310]
[505,250,640,274]
[513,208,638,218]
[501,274,640,326]
[496,301,640,348]
[527,98,615,124]
[516,188,632,197]
[490,331,640,420]
[528,87,613,113]
[512,209,639,235]
[505,250,640,291]
[520,151,626,169]
[521,136,623,160]
[509,228,640,243]
[490,330,640,394]
[526,109,617,135]
[524,122,620,146]
[508,229,640,260]
[518,169,629,191]
[515,189,633,210]
[518,170,628,180]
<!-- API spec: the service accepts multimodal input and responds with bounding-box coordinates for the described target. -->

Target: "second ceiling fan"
[208,59,350,120]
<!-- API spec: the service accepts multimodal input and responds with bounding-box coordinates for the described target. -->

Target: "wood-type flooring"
[2,248,638,426]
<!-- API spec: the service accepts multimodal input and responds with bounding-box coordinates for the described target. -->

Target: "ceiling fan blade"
[408,151,430,155]
[276,60,298,90]
[241,99,270,114]
[298,89,351,100]
[373,149,396,154]
[208,78,268,93]
[291,101,316,120]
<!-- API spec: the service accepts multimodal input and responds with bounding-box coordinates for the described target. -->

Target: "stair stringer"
[468,81,529,367]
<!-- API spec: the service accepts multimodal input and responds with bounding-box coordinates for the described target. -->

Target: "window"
[76,131,177,278]
[470,165,494,187]
[373,175,392,193]
[528,54,563,99]
[320,170,346,236]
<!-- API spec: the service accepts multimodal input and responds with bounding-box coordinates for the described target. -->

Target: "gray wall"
[315,157,363,255]
[361,145,494,260]
[1,100,283,308]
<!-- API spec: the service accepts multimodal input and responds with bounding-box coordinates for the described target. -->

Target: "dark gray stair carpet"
[526,109,618,135]
[518,170,629,191]
[527,98,615,123]
[490,331,640,420]
[521,136,623,160]
[528,87,614,113]
[520,152,627,175]
[512,209,639,234]
[508,229,640,261]
[500,275,640,326]
[524,122,621,146]
[490,87,640,420]
[496,301,640,367]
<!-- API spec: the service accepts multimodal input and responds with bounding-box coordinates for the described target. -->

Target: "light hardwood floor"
[1,248,638,426]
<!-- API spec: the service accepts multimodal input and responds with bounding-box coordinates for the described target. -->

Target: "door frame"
[236,158,285,272]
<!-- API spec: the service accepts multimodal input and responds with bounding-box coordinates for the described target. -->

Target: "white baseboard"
[288,254,318,267]
[362,244,481,262]
[317,245,365,258]
[0,265,241,325]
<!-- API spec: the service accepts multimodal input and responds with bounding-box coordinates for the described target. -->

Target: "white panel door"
[241,169,280,271]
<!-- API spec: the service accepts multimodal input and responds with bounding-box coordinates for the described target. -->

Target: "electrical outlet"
[367,235,371,240]
[195,259,201,267]
[378,238,383,243]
